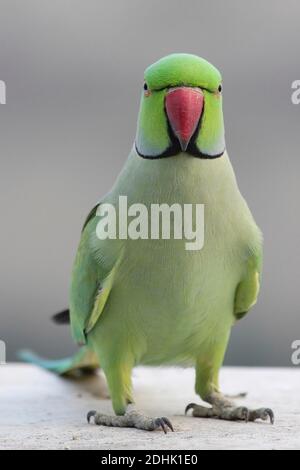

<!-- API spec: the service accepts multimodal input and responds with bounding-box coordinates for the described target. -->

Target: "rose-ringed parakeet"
[21,53,274,432]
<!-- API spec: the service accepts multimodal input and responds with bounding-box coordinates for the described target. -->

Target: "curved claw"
[162,416,174,432]
[154,417,174,434]
[264,408,274,425]
[155,418,167,434]
[185,403,197,415]
[160,418,167,434]
[87,410,97,424]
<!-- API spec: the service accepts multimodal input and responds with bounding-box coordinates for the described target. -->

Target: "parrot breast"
[89,149,261,366]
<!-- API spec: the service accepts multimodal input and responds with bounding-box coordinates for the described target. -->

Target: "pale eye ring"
[218,84,223,93]
[143,82,148,91]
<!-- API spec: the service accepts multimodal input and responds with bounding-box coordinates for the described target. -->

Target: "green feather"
[18,347,98,376]
[145,53,221,91]
[136,53,225,158]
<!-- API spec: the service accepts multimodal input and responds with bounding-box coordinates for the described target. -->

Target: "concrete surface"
[0,364,299,450]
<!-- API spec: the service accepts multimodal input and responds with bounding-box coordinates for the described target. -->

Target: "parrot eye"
[143,82,151,97]
[218,84,223,93]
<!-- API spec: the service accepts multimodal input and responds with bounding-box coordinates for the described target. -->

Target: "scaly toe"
[87,408,174,432]
[235,406,250,422]
[216,405,250,421]
[248,408,274,424]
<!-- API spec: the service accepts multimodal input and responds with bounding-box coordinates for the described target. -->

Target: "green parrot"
[21,53,274,432]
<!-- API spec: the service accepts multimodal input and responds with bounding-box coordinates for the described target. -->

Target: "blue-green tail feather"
[18,347,99,376]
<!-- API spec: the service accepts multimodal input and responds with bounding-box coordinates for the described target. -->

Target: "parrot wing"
[19,203,118,375]
[234,250,263,320]
[70,204,119,345]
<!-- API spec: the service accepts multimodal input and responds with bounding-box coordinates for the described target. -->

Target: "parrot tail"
[52,309,70,324]
[17,347,99,376]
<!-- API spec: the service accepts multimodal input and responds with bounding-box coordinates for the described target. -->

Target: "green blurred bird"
[21,53,274,431]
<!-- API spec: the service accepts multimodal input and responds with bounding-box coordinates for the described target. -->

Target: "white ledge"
[0,364,299,450]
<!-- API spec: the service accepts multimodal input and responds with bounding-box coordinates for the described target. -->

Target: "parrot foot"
[185,403,274,424]
[87,405,174,433]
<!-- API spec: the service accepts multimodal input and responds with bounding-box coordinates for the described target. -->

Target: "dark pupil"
[218,84,222,92]
[144,82,148,91]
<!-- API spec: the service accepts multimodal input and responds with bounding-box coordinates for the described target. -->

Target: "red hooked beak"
[165,87,204,151]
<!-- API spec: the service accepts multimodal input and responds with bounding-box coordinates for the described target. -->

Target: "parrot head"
[135,53,225,159]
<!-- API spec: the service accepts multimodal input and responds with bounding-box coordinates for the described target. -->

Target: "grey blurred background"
[0,0,299,366]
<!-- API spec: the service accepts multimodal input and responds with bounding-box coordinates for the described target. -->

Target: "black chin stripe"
[135,143,225,160]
